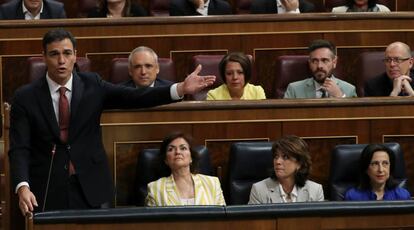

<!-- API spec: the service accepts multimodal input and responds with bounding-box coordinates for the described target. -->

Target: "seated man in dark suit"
[122,46,173,88]
[251,0,315,14]
[0,0,66,20]
[170,0,232,16]
[364,42,414,96]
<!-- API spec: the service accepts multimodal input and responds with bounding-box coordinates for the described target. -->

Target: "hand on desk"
[390,75,414,96]
[18,186,38,217]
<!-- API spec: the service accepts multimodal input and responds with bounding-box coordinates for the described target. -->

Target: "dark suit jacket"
[364,72,414,96]
[251,0,315,14]
[9,72,175,211]
[87,3,147,18]
[0,0,66,20]
[121,78,173,88]
[170,0,232,16]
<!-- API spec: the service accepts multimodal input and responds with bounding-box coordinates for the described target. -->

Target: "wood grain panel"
[86,53,129,81]
[171,50,228,83]
[254,48,308,98]
[29,212,414,230]
[228,219,276,230]
[321,213,414,229]
[114,142,161,206]
[2,56,36,103]
[302,137,357,197]
[278,217,321,230]
[383,135,414,194]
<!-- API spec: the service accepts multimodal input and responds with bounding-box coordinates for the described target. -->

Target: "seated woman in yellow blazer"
[207,52,266,100]
[146,132,226,206]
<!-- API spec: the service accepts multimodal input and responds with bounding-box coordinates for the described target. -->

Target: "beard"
[313,69,333,84]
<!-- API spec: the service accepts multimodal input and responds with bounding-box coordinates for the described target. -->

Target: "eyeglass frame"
[382,57,412,64]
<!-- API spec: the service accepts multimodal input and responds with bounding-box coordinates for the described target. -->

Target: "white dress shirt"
[196,0,210,16]
[278,183,298,202]
[22,0,44,20]
[276,0,300,13]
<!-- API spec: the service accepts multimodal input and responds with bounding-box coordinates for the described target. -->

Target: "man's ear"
[128,66,133,77]
[332,55,338,69]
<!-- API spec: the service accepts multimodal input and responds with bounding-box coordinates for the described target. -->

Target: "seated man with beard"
[284,39,357,98]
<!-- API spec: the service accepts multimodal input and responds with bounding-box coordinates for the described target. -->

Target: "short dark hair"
[308,39,336,56]
[270,135,312,187]
[42,28,77,52]
[218,52,252,85]
[358,144,399,190]
[159,132,200,174]
[98,0,133,17]
[346,0,377,9]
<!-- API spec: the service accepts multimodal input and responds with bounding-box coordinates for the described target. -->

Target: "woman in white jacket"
[332,0,390,12]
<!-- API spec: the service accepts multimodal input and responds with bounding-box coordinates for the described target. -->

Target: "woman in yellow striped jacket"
[145,132,225,206]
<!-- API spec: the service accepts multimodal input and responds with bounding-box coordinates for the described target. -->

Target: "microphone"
[42,144,56,212]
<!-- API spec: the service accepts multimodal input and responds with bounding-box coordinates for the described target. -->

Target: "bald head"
[384,41,413,80]
[385,42,412,58]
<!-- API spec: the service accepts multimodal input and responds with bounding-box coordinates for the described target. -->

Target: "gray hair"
[128,46,158,65]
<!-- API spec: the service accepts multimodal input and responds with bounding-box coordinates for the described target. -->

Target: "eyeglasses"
[382,57,411,64]
[369,160,390,168]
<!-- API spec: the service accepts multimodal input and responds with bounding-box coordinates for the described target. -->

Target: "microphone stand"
[42,144,56,212]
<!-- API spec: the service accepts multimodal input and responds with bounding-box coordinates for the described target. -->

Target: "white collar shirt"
[196,0,210,16]
[46,73,73,122]
[313,79,327,98]
[278,183,298,202]
[276,0,300,13]
[22,0,44,20]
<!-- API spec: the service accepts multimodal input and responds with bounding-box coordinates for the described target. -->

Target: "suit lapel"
[297,185,310,202]
[331,76,341,89]
[40,1,53,19]
[34,77,60,139]
[193,174,208,205]
[208,0,215,14]
[268,0,278,13]
[165,175,182,205]
[16,2,25,19]
[304,78,316,98]
[266,179,283,203]
[69,72,84,141]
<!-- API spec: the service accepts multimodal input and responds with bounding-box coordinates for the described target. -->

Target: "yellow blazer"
[207,83,266,100]
[145,174,226,206]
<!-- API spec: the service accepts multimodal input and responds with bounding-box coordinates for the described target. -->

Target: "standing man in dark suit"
[251,0,315,14]
[364,42,414,96]
[170,0,232,16]
[9,28,215,216]
[122,46,173,88]
[0,0,66,20]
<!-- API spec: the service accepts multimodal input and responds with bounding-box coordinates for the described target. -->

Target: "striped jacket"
[146,174,226,206]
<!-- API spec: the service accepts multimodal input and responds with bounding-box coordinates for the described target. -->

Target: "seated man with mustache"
[284,39,357,99]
